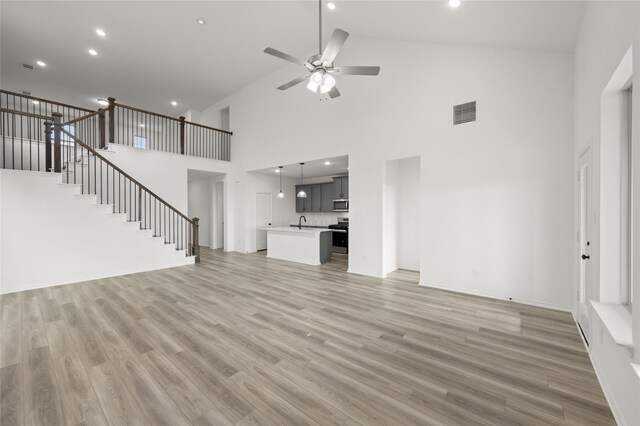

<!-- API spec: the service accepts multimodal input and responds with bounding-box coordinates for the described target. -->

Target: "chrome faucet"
[298,215,307,229]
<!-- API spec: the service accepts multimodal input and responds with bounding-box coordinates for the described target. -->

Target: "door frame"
[577,145,592,344]
[256,192,272,252]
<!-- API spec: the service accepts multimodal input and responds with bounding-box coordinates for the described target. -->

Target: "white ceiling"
[1,1,586,115]
[252,155,349,179]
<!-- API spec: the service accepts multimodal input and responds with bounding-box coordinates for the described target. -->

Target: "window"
[60,124,75,144]
[133,135,147,149]
[622,83,633,309]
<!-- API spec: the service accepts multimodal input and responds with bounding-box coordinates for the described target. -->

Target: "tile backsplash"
[298,212,348,227]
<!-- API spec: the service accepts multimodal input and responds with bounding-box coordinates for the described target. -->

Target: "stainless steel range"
[328,218,348,254]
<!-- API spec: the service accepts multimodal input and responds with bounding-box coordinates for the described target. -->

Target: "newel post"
[108,97,116,145]
[179,116,186,155]
[52,112,63,173]
[192,217,200,263]
[98,108,106,149]
[44,120,53,172]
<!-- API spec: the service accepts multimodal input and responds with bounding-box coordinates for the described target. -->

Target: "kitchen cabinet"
[296,178,348,213]
[321,183,333,211]
[333,177,349,199]
[311,184,322,212]
[295,185,312,212]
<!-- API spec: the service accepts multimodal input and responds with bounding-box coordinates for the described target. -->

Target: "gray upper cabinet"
[311,184,322,212]
[296,178,348,213]
[321,183,333,212]
[295,185,312,212]
[333,177,349,199]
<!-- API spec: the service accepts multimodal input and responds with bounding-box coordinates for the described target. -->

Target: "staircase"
[0,90,228,291]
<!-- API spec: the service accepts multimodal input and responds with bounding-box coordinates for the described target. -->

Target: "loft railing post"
[179,116,186,155]
[192,217,200,263]
[98,108,106,149]
[108,97,116,145]
[52,112,62,173]
[44,120,53,172]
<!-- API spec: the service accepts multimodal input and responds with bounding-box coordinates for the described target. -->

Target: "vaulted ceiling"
[1,1,586,115]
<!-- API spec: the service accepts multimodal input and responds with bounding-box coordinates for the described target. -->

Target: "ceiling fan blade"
[320,29,349,64]
[277,75,309,90]
[328,86,341,99]
[332,66,380,76]
[264,47,306,66]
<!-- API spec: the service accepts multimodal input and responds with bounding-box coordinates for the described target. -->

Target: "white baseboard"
[347,268,385,278]
[418,281,572,312]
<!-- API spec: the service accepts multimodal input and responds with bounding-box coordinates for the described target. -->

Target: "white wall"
[573,2,640,424]
[188,177,212,247]
[0,169,193,294]
[199,37,574,309]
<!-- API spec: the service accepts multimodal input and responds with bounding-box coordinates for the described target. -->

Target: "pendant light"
[297,163,307,198]
[277,166,285,198]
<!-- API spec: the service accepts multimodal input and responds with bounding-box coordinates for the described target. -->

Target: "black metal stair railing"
[55,119,200,262]
[0,107,200,263]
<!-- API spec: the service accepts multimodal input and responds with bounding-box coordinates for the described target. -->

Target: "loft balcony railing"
[0,90,232,162]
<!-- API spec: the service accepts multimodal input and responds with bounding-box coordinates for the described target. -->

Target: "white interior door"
[577,148,592,342]
[256,193,272,251]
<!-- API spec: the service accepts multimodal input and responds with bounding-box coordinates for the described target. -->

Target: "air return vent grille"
[453,101,476,125]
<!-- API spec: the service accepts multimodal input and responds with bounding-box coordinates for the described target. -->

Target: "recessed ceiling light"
[327,2,336,10]
[32,100,39,105]
[449,0,461,8]
[88,49,98,56]
[324,161,331,165]
[171,101,178,106]
[36,60,46,67]
[97,98,109,106]
[96,29,106,37]
[196,18,206,25]
[275,168,280,173]
[139,123,145,128]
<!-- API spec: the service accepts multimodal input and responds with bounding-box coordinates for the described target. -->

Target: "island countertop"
[260,227,333,234]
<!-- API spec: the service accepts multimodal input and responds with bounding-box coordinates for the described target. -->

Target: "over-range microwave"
[333,199,349,212]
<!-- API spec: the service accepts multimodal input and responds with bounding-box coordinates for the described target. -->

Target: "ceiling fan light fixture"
[307,80,320,93]
[310,70,324,85]
[320,74,336,93]
[308,70,325,92]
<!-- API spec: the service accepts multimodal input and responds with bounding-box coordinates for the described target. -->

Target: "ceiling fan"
[263,0,380,99]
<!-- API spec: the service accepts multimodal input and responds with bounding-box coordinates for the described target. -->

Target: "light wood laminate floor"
[1,248,614,425]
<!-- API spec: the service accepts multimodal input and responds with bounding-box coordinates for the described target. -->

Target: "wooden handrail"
[0,89,93,113]
[0,107,51,121]
[113,101,233,135]
[59,128,194,224]
[60,109,101,126]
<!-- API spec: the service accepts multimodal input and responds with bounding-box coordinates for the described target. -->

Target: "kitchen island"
[260,227,333,265]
